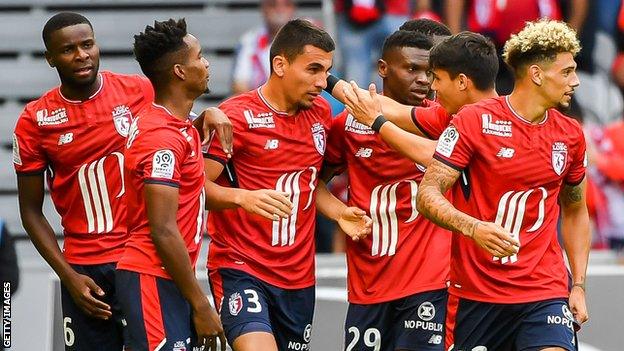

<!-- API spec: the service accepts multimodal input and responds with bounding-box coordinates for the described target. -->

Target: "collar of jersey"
[256,86,291,116]
[58,73,104,104]
[151,103,192,124]
[505,95,548,125]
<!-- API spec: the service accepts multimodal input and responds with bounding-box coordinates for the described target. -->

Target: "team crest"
[228,292,243,316]
[311,122,325,155]
[551,142,568,176]
[112,105,132,137]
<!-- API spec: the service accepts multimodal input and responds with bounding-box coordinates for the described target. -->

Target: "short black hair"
[381,30,433,59]
[399,18,451,37]
[42,12,92,50]
[269,18,335,72]
[133,18,188,84]
[429,31,498,90]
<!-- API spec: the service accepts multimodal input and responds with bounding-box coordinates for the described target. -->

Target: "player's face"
[379,46,431,106]
[282,45,333,110]
[540,52,579,109]
[430,68,465,114]
[45,24,100,87]
[181,34,210,96]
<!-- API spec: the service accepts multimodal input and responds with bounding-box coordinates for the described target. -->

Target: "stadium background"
[1,0,623,350]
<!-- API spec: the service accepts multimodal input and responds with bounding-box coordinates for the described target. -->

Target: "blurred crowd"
[229,0,624,259]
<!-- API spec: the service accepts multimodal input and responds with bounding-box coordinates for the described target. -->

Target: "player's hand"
[342,81,383,127]
[192,301,226,351]
[64,272,112,320]
[237,189,293,221]
[199,107,233,158]
[338,207,372,241]
[469,221,520,258]
[569,285,589,326]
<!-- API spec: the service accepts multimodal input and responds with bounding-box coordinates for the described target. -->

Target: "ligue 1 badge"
[551,142,568,176]
[228,292,243,316]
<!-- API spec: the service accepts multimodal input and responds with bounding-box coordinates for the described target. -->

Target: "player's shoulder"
[310,95,332,118]
[101,71,150,91]
[219,90,262,115]
[453,96,506,124]
[18,87,62,124]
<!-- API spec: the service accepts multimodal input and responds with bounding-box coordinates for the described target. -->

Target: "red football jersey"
[117,103,205,279]
[325,101,452,304]
[433,96,586,303]
[12,71,153,264]
[206,89,332,289]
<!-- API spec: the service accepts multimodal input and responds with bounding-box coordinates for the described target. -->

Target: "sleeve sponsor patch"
[12,133,22,165]
[436,125,459,158]
[151,149,175,179]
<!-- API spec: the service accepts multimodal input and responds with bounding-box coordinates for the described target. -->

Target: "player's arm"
[559,178,590,324]
[341,81,437,166]
[192,107,233,156]
[417,159,519,257]
[17,174,112,319]
[144,183,225,349]
[327,75,425,135]
[204,159,292,220]
[315,180,372,241]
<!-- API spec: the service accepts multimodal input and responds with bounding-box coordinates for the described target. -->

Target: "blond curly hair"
[503,19,581,75]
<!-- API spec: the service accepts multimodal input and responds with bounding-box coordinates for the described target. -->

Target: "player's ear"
[173,63,186,81]
[272,55,287,77]
[457,73,469,91]
[44,51,55,68]
[529,64,543,86]
[377,59,388,78]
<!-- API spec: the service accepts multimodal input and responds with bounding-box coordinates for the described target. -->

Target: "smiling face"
[379,46,431,106]
[276,44,333,110]
[537,52,580,110]
[45,23,100,88]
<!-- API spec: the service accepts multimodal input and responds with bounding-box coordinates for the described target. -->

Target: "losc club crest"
[551,142,568,176]
[228,292,243,316]
[311,122,325,155]
[112,105,132,137]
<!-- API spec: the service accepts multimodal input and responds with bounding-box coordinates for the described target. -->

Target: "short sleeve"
[411,104,452,139]
[432,108,478,171]
[564,127,587,185]
[13,110,48,175]
[324,112,347,166]
[138,128,187,187]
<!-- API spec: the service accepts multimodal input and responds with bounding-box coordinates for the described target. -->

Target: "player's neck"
[154,89,194,122]
[261,80,298,115]
[59,75,102,102]
[470,88,498,105]
[508,88,549,124]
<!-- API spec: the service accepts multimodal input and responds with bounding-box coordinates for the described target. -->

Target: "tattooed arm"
[559,178,590,324]
[417,159,519,257]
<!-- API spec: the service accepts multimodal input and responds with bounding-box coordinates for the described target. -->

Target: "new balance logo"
[482,114,512,137]
[493,187,547,263]
[355,147,372,158]
[345,114,374,135]
[264,139,279,150]
[244,110,275,129]
[58,132,74,145]
[496,147,515,158]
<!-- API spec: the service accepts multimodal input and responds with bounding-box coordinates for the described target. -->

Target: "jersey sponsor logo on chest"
[481,114,512,137]
[112,105,132,137]
[345,114,374,135]
[311,122,325,155]
[36,108,68,126]
[244,109,275,129]
[552,141,568,176]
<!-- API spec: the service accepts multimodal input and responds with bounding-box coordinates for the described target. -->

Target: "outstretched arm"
[315,180,371,241]
[559,179,590,325]
[417,159,519,257]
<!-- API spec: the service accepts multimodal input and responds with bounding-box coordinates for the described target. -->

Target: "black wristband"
[325,74,340,93]
[371,114,388,132]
